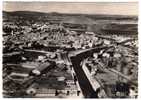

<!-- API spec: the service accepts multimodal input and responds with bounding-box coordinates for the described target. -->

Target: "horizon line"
[3,10,138,17]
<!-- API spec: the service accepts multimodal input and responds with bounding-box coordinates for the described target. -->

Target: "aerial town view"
[3,2,138,98]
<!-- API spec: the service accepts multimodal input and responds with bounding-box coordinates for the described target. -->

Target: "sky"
[3,2,138,15]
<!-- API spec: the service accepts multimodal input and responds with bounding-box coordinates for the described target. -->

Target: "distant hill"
[3,11,138,20]
[3,11,47,17]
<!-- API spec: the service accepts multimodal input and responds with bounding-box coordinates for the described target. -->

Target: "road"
[71,56,98,98]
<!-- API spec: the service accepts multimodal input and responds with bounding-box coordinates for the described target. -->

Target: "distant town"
[3,11,138,98]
